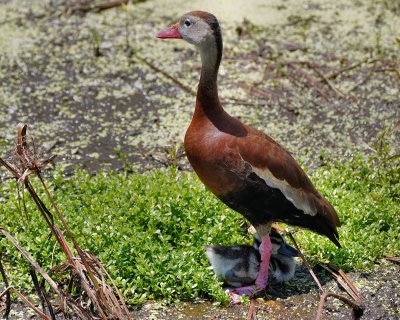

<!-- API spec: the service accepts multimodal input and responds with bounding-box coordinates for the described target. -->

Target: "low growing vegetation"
[0,153,399,304]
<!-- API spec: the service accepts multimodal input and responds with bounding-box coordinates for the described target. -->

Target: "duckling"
[206,243,260,287]
[206,228,298,288]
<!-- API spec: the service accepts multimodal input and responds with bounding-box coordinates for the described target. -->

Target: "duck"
[205,228,298,288]
[156,11,340,297]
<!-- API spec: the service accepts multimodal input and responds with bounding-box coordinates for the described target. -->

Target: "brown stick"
[52,225,108,320]
[286,63,330,101]
[134,54,256,107]
[0,158,21,179]
[0,227,60,292]
[0,287,51,320]
[16,123,28,156]
[285,235,364,318]
[87,252,131,316]
[30,269,56,320]
[315,292,363,320]
[14,125,107,317]
[37,174,110,319]
[286,60,347,98]
[287,233,324,294]
[0,259,11,318]
[0,226,92,319]
[93,0,128,11]
[1,125,131,319]
[65,0,129,15]
[348,72,373,92]
[385,256,400,264]
[309,64,346,98]
[246,299,258,320]
[134,54,196,96]
[338,269,364,301]
[319,264,362,302]
[327,58,378,79]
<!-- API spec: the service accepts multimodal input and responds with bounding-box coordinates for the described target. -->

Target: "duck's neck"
[195,34,223,118]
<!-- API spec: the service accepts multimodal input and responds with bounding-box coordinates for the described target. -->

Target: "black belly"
[219,172,335,240]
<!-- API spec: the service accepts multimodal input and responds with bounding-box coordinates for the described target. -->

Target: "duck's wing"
[234,128,340,246]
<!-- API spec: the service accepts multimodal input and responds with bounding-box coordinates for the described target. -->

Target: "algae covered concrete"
[0,0,399,174]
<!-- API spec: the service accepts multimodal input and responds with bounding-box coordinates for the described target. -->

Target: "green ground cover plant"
[0,153,399,304]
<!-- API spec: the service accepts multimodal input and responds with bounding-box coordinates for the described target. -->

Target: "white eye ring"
[184,19,192,27]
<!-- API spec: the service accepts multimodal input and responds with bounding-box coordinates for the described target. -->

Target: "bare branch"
[315,292,363,320]
[287,233,324,294]
[0,259,11,318]
[0,287,51,320]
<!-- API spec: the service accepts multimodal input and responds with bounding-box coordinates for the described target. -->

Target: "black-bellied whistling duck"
[156,11,340,297]
[206,228,298,288]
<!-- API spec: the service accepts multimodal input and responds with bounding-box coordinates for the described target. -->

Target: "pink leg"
[228,235,273,302]
[255,234,273,288]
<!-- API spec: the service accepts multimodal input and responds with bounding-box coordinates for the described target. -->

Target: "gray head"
[157,11,220,43]
[156,11,223,71]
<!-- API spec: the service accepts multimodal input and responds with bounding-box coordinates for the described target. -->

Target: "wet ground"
[0,0,399,174]
[0,0,399,319]
[3,260,399,319]
[133,261,400,320]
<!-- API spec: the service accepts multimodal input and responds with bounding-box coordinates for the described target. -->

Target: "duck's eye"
[184,19,192,27]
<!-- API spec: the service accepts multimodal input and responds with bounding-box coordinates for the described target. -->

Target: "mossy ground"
[0,0,399,319]
[0,155,399,319]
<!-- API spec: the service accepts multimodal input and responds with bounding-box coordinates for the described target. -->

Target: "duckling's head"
[253,228,299,257]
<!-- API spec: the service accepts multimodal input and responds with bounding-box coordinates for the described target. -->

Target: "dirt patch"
[133,260,400,319]
[3,261,398,319]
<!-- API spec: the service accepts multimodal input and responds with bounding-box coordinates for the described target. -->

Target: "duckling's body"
[206,244,260,287]
[206,229,297,287]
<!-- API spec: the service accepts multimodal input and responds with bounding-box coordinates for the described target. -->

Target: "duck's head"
[156,11,220,47]
[156,11,223,74]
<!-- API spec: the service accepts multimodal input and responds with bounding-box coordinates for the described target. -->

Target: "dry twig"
[315,292,363,320]
[0,259,11,318]
[307,63,346,98]
[287,233,324,294]
[0,225,91,319]
[285,62,330,101]
[385,256,400,264]
[287,233,364,320]
[288,61,346,98]
[319,264,364,302]
[30,269,57,320]
[134,54,196,96]
[0,287,51,320]
[246,299,258,320]
[0,123,131,319]
[327,58,378,79]
[134,54,259,107]
[65,0,129,15]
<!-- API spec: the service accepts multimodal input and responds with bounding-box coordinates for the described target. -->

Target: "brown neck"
[194,32,223,119]
[191,29,247,137]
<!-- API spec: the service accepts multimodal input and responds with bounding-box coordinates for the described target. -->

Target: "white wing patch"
[251,166,318,216]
